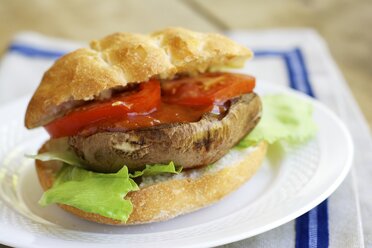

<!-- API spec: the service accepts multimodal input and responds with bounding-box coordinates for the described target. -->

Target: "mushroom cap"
[69,93,261,172]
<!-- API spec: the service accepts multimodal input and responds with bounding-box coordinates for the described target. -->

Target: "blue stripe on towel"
[285,48,328,248]
[8,44,66,58]
[9,43,329,248]
[255,48,329,248]
[256,48,329,248]
[316,200,329,247]
[295,211,310,248]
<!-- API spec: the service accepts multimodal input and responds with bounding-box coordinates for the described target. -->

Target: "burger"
[25,28,314,225]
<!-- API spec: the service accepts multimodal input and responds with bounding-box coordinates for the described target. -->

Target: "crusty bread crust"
[35,141,267,225]
[25,27,252,129]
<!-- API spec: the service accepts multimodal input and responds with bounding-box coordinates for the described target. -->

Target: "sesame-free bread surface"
[25,27,252,128]
[35,141,267,225]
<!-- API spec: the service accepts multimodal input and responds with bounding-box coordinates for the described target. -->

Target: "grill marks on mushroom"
[69,93,262,173]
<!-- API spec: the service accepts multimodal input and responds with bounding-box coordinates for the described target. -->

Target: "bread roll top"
[25,27,252,129]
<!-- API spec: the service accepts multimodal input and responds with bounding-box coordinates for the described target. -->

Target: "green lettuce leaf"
[39,165,138,222]
[29,152,181,177]
[34,94,316,222]
[26,151,84,167]
[129,162,182,178]
[38,161,182,222]
[26,138,85,167]
[237,95,317,148]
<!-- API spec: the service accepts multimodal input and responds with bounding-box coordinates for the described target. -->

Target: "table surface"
[1,0,371,129]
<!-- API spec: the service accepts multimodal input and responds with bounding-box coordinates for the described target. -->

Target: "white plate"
[0,83,353,248]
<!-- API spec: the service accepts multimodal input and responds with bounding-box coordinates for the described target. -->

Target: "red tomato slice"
[161,72,255,106]
[45,80,161,138]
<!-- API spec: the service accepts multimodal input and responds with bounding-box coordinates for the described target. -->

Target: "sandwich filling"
[41,72,260,173]
[32,94,317,222]
[44,72,255,138]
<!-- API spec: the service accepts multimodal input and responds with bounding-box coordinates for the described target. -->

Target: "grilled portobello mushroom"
[68,93,262,173]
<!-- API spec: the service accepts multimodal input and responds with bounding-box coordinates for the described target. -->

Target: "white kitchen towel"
[0,30,370,247]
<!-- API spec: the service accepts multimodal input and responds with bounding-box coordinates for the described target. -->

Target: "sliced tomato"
[45,73,255,138]
[161,72,255,106]
[45,80,161,138]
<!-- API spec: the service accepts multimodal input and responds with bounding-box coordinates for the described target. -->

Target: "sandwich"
[25,27,316,225]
